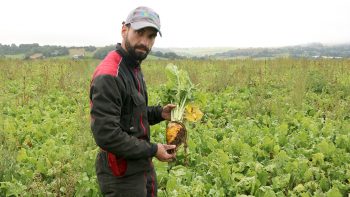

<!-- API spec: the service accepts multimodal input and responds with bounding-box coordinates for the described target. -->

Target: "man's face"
[123,26,157,61]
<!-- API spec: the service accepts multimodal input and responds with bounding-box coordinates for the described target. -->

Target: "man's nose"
[139,36,150,47]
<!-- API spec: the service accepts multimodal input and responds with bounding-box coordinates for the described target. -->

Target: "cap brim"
[130,21,162,37]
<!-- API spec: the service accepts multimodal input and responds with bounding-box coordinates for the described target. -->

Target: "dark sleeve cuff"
[149,143,158,157]
[157,106,165,121]
[148,105,164,125]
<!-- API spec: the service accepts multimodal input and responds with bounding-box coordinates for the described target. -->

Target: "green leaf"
[16,148,28,162]
[320,177,330,192]
[36,158,47,173]
[166,176,177,193]
[317,139,336,156]
[312,152,324,165]
[257,170,269,186]
[293,184,305,193]
[272,174,291,189]
[326,187,342,197]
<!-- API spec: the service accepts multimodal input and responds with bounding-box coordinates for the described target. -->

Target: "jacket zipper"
[135,67,155,196]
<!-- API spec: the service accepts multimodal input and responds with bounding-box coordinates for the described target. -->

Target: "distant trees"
[83,46,97,52]
[150,51,185,59]
[0,44,96,59]
[0,43,40,55]
[22,46,69,59]
[92,45,115,59]
[32,45,69,57]
[92,46,186,60]
[0,44,187,60]
[2,43,350,60]
[0,43,69,58]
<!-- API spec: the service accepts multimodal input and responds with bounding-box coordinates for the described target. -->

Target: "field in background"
[1,58,349,196]
[153,47,237,57]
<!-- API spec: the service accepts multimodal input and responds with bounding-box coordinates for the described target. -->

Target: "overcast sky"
[1,0,350,48]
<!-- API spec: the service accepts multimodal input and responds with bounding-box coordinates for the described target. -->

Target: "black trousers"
[96,151,158,197]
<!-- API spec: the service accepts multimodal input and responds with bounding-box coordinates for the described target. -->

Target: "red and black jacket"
[90,44,163,176]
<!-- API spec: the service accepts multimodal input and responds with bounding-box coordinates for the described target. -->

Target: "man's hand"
[161,104,176,121]
[155,144,176,162]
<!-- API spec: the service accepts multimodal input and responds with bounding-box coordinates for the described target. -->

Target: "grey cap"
[124,6,162,36]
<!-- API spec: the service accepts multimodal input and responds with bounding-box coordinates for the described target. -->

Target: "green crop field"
[1,57,349,196]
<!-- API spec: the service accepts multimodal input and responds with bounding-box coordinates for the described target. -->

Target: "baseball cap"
[124,6,162,36]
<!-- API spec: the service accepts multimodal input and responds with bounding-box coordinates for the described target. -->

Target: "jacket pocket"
[107,152,127,177]
[131,92,146,107]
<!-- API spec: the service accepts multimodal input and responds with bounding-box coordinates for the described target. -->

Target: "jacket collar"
[115,43,140,68]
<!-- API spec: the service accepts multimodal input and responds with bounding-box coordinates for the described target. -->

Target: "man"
[89,6,176,197]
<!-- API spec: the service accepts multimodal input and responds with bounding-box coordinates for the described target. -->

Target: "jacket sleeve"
[147,106,164,125]
[90,75,158,159]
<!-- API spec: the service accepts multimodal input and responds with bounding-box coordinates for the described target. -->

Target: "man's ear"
[121,25,128,39]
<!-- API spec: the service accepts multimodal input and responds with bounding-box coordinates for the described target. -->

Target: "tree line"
[2,43,350,60]
[0,43,96,58]
[0,43,185,60]
[92,45,186,60]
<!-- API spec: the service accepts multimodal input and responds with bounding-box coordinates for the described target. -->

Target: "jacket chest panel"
[119,64,149,139]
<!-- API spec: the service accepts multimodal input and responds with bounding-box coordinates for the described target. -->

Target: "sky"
[1,0,350,48]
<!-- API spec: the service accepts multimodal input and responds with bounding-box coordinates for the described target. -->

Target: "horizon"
[1,41,350,49]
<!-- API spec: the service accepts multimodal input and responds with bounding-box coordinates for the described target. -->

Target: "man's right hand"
[155,144,176,162]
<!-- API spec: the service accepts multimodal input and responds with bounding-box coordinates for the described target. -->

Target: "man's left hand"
[161,104,176,121]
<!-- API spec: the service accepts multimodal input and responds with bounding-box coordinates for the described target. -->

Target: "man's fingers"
[163,144,176,150]
[164,153,176,162]
[155,144,177,162]
[166,104,176,109]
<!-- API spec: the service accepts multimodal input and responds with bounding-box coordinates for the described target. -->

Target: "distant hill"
[208,43,350,59]
[1,43,350,59]
[153,43,350,59]
[152,47,235,57]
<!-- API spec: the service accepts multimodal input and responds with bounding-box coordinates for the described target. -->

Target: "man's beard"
[125,37,150,61]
